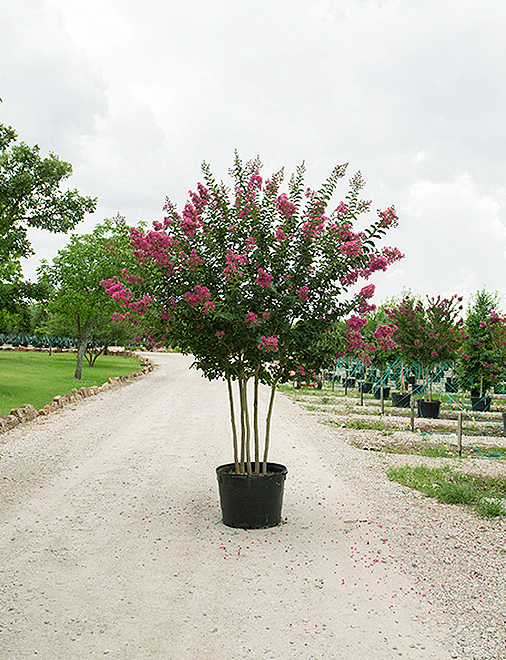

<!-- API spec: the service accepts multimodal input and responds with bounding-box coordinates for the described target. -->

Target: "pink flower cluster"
[187,249,203,271]
[184,285,215,314]
[345,315,368,332]
[377,206,399,228]
[296,286,309,302]
[245,311,259,326]
[129,227,176,271]
[223,249,247,280]
[276,227,287,242]
[259,335,279,352]
[372,324,398,351]
[101,276,153,320]
[340,238,363,257]
[335,201,349,219]
[255,268,273,288]
[276,193,297,219]
[355,284,377,314]
[340,246,404,287]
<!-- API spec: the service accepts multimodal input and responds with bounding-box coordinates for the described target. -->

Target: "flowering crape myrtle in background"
[102,154,403,474]
[385,294,465,401]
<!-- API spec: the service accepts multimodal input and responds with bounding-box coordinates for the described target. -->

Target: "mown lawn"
[0,351,141,416]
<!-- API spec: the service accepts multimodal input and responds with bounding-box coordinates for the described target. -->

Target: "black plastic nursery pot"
[503,413,506,436]
[391,392,411,408]
[361,382,373,393]
[216,463,288,529]
[417,399,441,419]
[471,396,492,412]
[373,386,390,400]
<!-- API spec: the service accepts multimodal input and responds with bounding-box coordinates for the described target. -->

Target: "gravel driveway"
[1,352,504,659]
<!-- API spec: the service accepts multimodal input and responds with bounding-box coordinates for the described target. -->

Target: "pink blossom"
[296,286,309,302]
[335,201,349,218]
[259,335,279,352]
[245,311,259,326]
[377,206,399,228]
[255,268,273,288]
[223,249,247,280]
[262,311,270,320]
[180,216,197,238]
[215,331,225,340]
[340,239,363,257]
[276,227,287,242]
[276,194,297,219]
[372,324,398,351]
[184,285,211,308]
[187,249,203,271]
[346,315,368,332]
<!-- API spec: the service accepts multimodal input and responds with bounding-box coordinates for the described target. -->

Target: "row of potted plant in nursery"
[332,290,506,419]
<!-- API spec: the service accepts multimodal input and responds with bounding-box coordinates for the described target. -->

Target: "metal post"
[457,412,462,457]
[360,382,364,406]
[380,385,384,415]
[410,396,415,432]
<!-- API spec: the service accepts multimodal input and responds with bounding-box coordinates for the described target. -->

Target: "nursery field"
[0,350,140,416]
[279,381,506,518]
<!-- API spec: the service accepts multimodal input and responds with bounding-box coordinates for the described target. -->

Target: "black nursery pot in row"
[471,396,492,412]
[417,399,441,419]
[373,387,390,400]
[391,392,411,408]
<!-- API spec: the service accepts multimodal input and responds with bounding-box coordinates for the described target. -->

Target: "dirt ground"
[0,353,459,659]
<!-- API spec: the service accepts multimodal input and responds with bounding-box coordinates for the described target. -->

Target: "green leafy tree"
[40,216,139,379]
[458,289,502,396]
[0,258,50,332]
[0,123,97,262]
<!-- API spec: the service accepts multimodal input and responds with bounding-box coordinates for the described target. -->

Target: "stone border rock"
[0,354,154,435]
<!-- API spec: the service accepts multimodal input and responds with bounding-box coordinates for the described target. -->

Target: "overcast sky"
[1,0,506,309]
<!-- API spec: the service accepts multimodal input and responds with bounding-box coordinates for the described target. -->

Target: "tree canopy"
[0,123,97,262]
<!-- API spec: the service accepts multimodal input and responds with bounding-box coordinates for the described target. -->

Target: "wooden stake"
[380,385,384,415]
[410,396,415,432]
[360,382,364,406]
[457,412,462,457]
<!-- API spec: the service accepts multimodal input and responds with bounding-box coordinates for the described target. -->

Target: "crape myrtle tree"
[386,294,464,401]
[39,216,140,379]
[102,154,403,475]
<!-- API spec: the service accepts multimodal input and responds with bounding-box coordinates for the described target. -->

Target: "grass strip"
[387,464,506,518]
[0,351,141,416]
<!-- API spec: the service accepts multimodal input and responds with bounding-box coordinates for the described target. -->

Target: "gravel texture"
[0,353,504,659]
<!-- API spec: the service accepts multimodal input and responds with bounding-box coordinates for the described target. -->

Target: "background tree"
[458,289,502,396]
[0,123,97,262]
[0,257,49,332]
[386,294,464,401]
[40,216,140,379]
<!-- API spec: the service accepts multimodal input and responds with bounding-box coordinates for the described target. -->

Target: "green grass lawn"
[387,464,506,517]
[0,351,141,416]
